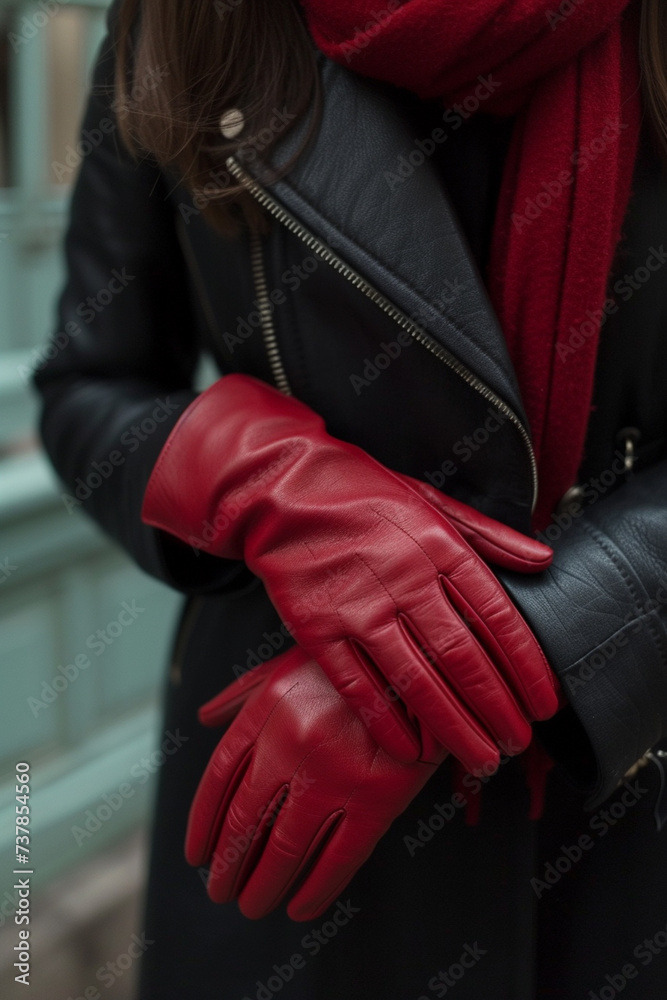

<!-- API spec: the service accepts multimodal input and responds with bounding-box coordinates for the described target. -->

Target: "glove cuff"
[140,373,326,557]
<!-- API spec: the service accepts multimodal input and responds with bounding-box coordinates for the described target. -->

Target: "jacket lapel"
[235,49,529,430]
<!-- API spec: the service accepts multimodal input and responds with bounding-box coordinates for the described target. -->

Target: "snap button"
[219,108,245,139]
[615,426,641,474]
[554,484,585,518]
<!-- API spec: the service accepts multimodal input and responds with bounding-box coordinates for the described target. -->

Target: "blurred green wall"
[0,0,184,901]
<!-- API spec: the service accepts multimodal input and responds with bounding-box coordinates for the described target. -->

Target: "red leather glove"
[185,645,447,921]
[142,374,558,771]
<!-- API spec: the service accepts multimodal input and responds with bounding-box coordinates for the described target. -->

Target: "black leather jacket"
[32,0,667,806]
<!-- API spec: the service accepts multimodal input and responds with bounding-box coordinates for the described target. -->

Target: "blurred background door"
[0,3,186,996]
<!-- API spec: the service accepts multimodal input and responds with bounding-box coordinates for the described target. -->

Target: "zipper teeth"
[249,228,292,396]
[229,155,538,512]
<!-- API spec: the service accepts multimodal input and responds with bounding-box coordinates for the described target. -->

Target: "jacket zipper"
[249,228,292,395]
[176,208,292,396]
[228,154,538,513]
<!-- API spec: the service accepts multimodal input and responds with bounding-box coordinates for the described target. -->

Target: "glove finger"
[439,572,559,721]
[352,619,509,773]
[286,754,443,922]
[285,816,381,922]
[236,802,347,920]
[396,472,553,572]
[190,649,310,865]
[398,600,534,756]
[208,674,378,914]
[314,637,423,764]
[206,782,291,906]
[186,675,280,867]
[435,550,560,721]
[322,628,502,773]
[285,816,371,922]
[198,657,278,728]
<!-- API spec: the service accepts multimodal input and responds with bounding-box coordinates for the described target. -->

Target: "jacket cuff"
[499,516,667,808]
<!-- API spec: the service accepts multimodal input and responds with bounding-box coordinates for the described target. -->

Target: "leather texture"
[185,645,446,921]
[30,0,667,807]
[499,458,667,807]
[141,373,560,769]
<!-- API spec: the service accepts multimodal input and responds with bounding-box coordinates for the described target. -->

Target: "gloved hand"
[142,373,559,771]
[185,644,447,921]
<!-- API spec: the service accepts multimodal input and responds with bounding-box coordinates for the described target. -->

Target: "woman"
[33,0,667,996]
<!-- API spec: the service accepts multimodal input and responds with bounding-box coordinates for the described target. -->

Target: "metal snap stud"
[554,484,585,518]
[615,426,641,475]
[219,108,245,139]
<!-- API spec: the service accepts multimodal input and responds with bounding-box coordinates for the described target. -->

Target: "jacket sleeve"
[498,459,667,807]
[31,0,250,595]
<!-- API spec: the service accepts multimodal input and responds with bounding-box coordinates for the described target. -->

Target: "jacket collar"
[233,49,528,430]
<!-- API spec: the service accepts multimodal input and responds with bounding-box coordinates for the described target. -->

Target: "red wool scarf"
[299,0,643,530]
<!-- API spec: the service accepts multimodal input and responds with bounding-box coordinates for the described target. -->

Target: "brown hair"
[112,0,667,237]
[639,0,667,168]
[112,0,322,238]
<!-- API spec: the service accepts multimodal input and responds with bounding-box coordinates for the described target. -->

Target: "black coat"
[32,1,667,996]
